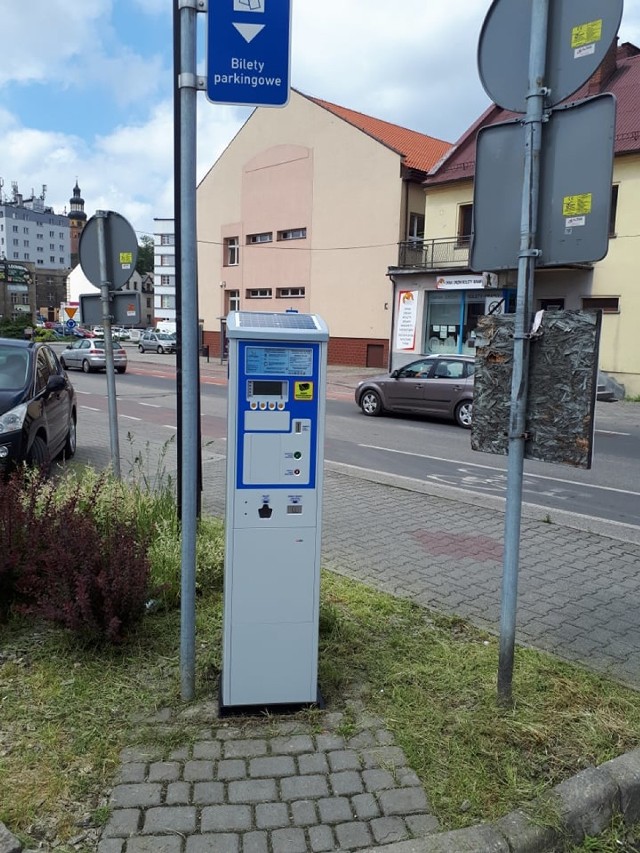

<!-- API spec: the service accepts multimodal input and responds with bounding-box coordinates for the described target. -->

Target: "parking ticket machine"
[222,311,329,709]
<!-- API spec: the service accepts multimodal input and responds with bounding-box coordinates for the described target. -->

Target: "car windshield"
[0,347,30,389]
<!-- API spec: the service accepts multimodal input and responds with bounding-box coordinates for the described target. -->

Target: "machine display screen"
[245,346,313,377]
[248,380,286,398]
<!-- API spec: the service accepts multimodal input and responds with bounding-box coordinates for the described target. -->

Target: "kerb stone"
[0,821,22,853]
[551,765,619,842]
[599,748,640,825]
[494,809,560,853]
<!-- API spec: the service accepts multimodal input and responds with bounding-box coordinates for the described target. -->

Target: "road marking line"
[121,415,141,421]
[596,429,630,436]
[162,425,176,430]
[359,444,640,498]
[81,405,102,412]
[139,402,162,408]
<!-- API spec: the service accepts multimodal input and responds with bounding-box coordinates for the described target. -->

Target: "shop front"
[390,272,516,369]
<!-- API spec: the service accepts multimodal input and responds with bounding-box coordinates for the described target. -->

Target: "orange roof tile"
[303,93,452,173]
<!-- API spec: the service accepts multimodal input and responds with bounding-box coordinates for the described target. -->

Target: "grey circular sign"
[79,211,139,290]
[478,0,624,113]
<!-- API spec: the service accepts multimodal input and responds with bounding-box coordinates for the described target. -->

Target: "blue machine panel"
[236,339,320,490]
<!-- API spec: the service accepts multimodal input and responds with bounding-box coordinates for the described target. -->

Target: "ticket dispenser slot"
[222,312,329,711]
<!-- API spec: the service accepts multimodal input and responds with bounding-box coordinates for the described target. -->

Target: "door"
[36,349,67,453]
[423,358,469,416]
[384,359,434,413]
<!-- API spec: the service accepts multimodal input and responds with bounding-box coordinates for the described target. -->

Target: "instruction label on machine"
[237,340,321,490]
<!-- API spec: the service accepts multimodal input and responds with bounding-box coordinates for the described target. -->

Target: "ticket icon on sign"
[294,381,313,401]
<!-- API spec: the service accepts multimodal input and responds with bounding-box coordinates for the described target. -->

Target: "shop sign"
[0,263,30,284]
[395,290,418,350]
[436,273,497,290]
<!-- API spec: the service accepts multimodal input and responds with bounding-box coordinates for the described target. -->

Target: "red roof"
[302,92,452,174]
[427,42,640,187]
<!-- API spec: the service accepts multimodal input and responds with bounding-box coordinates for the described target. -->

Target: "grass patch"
[319,572,640,829]
[0,602,221,848]
[2,498,640,849]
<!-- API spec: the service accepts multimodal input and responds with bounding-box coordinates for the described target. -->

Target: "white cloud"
[2,0,640,239]
[0,0,112,87]
[291,0,490,141]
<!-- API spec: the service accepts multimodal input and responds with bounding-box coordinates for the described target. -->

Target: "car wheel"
[27,435,51,475]
[116,366,127,374]
[360,389,383,416]
[64,417,77,458]
[157,345,164,354]
[138,344,144,352]
[82,359,91,374]
[455,399,473,429]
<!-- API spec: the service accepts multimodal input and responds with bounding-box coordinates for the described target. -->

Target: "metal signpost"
[79,210,138,479]
[474,0,623,705]
[174,0,292,701]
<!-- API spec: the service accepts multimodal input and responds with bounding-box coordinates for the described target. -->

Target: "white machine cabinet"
[222,311,329,709]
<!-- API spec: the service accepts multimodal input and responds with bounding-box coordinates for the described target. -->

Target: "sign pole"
[96,211,121,478]
[497,0,548,706]
[177,0,200,702]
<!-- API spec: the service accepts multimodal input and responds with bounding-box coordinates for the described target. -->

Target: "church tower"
[68,180,87,267]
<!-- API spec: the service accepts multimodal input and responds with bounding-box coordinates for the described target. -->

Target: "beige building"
[388,41,640,396]
[197,89,450,367]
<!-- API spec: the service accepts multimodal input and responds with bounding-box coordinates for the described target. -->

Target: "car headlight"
[0,403,28,435]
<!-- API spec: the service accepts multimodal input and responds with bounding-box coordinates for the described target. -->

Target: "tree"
[136,235,154,275]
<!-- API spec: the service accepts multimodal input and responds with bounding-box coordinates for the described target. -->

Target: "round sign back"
[478,0,624,113]
[79,211,139,290]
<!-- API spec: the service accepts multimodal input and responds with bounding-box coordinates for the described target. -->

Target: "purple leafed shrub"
[2,470,151,644]
[0,469,51,619]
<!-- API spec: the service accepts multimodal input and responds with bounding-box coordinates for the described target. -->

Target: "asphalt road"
[61,346,640,529]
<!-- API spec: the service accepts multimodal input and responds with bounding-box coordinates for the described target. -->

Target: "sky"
[1,0,639,238]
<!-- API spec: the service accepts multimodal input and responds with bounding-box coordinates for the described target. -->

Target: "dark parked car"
[0,338,77,474]
[138,331,176,354]
[355,354,475,428]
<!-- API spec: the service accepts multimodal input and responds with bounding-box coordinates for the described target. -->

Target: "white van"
[155,321,176,336]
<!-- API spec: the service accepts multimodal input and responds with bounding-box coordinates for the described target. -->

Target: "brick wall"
[202,331,388,368]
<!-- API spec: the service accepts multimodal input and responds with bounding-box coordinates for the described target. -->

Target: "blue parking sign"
[207,0,291,107]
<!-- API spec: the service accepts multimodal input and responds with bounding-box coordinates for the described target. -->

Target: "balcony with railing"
[396,237,471,271]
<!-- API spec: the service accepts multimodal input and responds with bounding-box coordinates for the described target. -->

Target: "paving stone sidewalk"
[99,706,439,853]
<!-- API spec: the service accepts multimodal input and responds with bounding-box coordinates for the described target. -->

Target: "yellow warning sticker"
[572,20,603,49]
[120,252,133,265]
[563,193,592,217]
[294,381,314,401]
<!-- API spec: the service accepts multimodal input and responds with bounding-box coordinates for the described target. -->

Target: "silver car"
[60,338,128,374]
[138,332,176,354]
[355,355,474,428]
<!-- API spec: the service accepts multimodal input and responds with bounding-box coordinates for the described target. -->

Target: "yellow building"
[388,41,640,396]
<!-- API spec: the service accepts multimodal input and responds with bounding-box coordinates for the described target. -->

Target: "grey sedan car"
[355,355,474,428]
[60,338,128,374]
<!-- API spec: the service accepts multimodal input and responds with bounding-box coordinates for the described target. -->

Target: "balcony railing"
[397,237,471,270]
